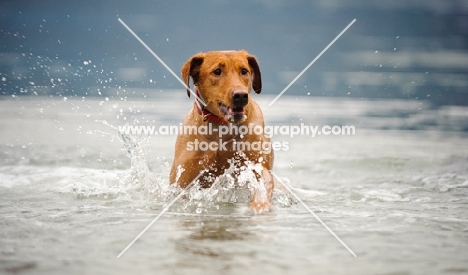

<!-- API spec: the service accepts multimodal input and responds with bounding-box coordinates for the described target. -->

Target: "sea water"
[1,94,467,275]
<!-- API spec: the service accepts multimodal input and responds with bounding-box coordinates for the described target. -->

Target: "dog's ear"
[181,53,204,97]
[247,55,262,94]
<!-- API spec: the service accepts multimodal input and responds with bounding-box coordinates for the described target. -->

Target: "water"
[1,94,468,275]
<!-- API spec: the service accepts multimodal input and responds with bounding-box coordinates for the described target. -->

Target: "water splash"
[180,153,296,213]
[117,131,156,193]
[86,121,296,212]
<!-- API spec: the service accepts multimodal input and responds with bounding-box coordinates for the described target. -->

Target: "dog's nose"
[232,90,249,108]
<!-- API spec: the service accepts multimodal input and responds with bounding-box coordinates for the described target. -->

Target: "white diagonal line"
[268,19,356,106]
[118,18,206,106]
[272,172,357,257]
[117,171,205,258]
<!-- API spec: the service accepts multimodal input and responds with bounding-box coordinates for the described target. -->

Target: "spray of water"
[94,121,297,212]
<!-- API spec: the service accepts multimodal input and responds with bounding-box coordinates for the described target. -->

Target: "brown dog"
[169,50,274,213]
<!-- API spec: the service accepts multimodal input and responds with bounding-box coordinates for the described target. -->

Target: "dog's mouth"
[219,102,247,123]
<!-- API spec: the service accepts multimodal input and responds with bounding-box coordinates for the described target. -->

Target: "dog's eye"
[213,68,222,76]
[241,68,249,75]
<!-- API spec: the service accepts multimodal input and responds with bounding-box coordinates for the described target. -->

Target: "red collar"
[194,101,229,125]
[194,87,229,125]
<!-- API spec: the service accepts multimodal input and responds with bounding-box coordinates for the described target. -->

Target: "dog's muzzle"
[232,90,248,110]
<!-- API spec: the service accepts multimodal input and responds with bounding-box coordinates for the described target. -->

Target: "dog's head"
[181,50,262,124]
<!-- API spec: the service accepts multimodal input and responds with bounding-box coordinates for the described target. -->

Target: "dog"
[169,50,274,213]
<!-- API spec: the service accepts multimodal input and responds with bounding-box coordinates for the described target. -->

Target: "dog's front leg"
[249,168,274,213]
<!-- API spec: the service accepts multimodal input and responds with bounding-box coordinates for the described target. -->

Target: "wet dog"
[170,50,273,213]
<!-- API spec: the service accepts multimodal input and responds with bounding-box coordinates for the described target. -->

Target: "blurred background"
[1,2,468,274]
[1,0,467,105]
